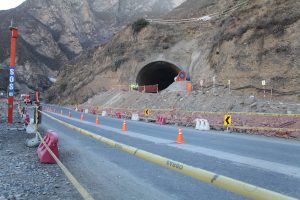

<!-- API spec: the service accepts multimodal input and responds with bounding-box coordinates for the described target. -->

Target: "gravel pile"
[0,103,80,200]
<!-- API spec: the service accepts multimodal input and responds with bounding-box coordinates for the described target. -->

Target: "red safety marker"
[7,26,18,124]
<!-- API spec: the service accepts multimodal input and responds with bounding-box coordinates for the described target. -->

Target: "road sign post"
[7,27,18,124]
[224,114,232,132]
[144,108,150,117]
[144,108,150,122]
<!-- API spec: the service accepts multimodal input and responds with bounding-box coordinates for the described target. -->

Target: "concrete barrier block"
[131,113,139,121]
[195,118,210,131]
[101,111,107,117]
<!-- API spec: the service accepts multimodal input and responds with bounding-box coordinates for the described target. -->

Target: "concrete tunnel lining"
[136,61,181,92]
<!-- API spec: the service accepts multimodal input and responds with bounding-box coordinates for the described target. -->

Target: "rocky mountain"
[47,0,300,104]
[0,0,185,93]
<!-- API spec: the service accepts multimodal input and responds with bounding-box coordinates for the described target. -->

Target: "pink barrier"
[24,114,30,126]
[156,115,166,125]
[37,130,59,164]
[115,112,121,118]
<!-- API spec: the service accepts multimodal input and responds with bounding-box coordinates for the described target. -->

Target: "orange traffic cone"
[96,115,100,125]
[122,119,127,131]
[176,129,184,144]
[80,113,84,121]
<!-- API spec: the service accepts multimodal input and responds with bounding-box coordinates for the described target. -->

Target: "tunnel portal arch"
[136,61,181,92]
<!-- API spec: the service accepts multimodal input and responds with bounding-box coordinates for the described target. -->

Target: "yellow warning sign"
[224,115,232,126]
[144,108,150,116]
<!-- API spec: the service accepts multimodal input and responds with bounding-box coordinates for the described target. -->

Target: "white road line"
[47,112,300,179]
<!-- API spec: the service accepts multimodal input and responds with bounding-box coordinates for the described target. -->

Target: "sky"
[0,0,26,10]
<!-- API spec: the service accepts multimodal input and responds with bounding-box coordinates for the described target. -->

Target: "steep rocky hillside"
[0,0,185,93]
[48,0,299,104]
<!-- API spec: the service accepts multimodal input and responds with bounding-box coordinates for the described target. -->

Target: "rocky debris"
[164,81,189,92]
[84,87,300,115]
[0,105,80,200]
[78,86,300,139]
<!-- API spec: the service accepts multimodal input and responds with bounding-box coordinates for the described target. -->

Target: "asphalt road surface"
[38,105,300,200]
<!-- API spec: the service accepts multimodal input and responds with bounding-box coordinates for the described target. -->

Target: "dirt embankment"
[81,86,300,139]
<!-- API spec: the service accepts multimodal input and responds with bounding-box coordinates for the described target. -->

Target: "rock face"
[47,0,300,104]
[0,0,185,93]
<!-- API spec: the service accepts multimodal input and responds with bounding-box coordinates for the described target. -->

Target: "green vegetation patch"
[132,18,149,34]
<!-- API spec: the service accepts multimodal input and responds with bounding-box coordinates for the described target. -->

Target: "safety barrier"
[45,106,300,138]
[101,111,107,117]
[91,109,96,115]
[131,113,139,121]
[24,113,30,126]
[26,124,35,134]
[40,110,297,200]
[186,81,192,92]
[156,115,166,125]
[138,84,159,93]
[115,112,121,119]
[37,130,59,164]
[195,119,210,131]
[34,128,94,200]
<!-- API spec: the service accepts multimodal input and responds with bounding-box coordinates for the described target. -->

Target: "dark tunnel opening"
[136,61,181,92]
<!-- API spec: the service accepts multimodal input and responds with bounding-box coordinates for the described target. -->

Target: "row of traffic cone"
[79,113,100,125]
[119,119,184,144]
[52,108,183,144]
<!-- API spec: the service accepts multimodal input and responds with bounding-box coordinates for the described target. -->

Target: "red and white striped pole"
[7,27,18,124]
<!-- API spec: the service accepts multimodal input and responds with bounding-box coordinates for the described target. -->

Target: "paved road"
[39,105,300,199]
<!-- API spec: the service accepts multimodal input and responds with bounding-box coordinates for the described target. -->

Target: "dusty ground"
[84,84,300,114]
[0,101,80,200]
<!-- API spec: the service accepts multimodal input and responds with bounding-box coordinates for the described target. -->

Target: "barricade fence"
[40,110,297,200]
[74,106,300,137]
[138,84,159,93]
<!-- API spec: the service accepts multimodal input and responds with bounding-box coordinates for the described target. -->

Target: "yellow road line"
[35,130,95,200]
[41,111,297,200]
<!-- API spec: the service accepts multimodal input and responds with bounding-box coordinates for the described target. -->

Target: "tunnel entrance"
[136,61,181,92]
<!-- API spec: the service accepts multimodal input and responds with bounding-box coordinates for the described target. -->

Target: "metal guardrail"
[40,110,298,200]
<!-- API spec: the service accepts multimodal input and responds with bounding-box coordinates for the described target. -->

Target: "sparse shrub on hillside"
[132,18,149,34]
[60,83,67,91]
[46,94,55,102]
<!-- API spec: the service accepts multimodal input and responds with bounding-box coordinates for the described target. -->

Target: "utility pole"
[7,24,18,124]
